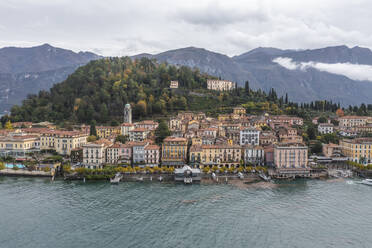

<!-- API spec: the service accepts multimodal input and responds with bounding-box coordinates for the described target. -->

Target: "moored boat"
[361,179,372,186]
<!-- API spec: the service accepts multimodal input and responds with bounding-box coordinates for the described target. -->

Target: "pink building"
[106,143,131,165]
[274,143,308,169]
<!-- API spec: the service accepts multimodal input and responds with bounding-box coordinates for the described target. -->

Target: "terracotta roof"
[144,144,160,150]
[130,127,148,132]
[121,123,134,126]
[163,136,187,142]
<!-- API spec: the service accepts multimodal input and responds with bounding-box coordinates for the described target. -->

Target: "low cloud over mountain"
[273,57,372,82]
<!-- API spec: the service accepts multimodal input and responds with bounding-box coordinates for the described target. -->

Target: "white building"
[240,127,260,146]
[243,145,265,166]
[83,139,112,169]
[121,123,134,136]
[144,144,160,167]
[207,79,236,91]
[318,123,334,134]
[129,128,150,142]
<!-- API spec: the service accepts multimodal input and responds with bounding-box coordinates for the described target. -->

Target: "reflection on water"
[0,177,371,248]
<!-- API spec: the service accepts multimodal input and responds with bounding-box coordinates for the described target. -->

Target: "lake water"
[0,177,372,248]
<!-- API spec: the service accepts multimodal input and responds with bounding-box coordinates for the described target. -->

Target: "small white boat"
[259,172,271,182]
[361,179,372,186]
[238,172,244,179]
[110,173,122,184]
[184,177,192,184]
[158,176,163,182]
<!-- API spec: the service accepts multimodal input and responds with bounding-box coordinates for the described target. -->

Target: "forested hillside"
[9,57,346,125]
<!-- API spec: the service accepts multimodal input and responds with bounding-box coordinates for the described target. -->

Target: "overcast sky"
[1,0,371,56]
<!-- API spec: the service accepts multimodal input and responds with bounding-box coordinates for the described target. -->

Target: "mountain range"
[1,43,372,113]
[0,44,101,113]
[133,45,372,106]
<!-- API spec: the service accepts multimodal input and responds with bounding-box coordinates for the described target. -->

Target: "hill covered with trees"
[7,56,367,125]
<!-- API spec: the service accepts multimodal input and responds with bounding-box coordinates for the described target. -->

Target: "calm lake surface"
[1,177,372,248]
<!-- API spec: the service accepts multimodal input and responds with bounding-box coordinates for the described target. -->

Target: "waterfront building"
[264,145,274,166]
[207,79,236,91]
[106,143,131,165]
[0,134,40,157]
[144,144,160,167]
[189,144,242,168]
[273,143,308,169]
[40,130,87,156]
[161,136,188,167]
[83,139,112,169]
[240,127,260,146]
[340,138,372,164]
[124,103,132,124]
[243,145,265,166]
[95,126,121,139]
[131,141,149,165]
[318,123,334,134]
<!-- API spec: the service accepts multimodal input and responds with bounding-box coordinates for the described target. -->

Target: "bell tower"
[124,103,132,124]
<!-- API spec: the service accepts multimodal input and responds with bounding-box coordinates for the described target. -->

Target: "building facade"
[340,138,372,164]
[0,134,40,157]
[83,139,112,169]
[161,137,188,167]
[240,127,260,146]
[274,143,308,169]
[207,79,236,91]
[318,123,334,134]
[144,144,160,167]
[40,130,87,156]
[243,145,265,166]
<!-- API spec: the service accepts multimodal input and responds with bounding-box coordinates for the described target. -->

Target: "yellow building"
[340,138,372,164]
[189,144,242,168]
[233,106,246,116]
[40,130,87,156]
[161,136,188,167]
[96,126,121,139]
[0,134,40,157]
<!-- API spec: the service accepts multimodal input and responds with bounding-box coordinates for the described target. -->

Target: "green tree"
[4,120,13,130]
[307,125,316,140]
[115,135,128,144]
[90,121,97,136]
[311,141,323,154]
[87,135,97,142]
[318,116,327,123]
[155,120,170,144]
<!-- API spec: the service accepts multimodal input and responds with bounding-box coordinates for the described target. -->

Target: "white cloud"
[273,57,372,82]
[1,0,372,56]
